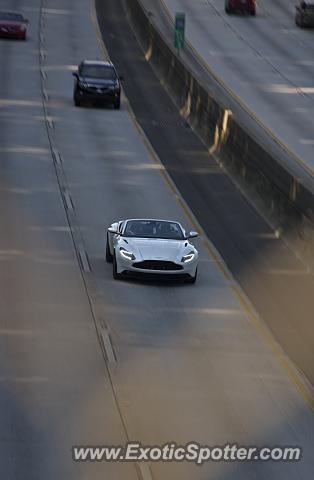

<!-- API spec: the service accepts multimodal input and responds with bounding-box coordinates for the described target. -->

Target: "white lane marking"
[138,463,153,480]
[100,328,116,364]
[78,246,91,273]
[52,148,62,165]
[43,88,49,102]
[47,117,54,129]
[62,190,74,211]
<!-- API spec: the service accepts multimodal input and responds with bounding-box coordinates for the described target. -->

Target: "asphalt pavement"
[97,0,314,392]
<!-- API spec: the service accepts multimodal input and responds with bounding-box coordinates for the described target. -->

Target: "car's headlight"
[108,83,119,91]
[79,82,89,89]
[181,251,195,263]
[119,247,135,261]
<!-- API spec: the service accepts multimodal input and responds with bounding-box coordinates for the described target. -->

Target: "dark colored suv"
[225,0,256,15]
[72,60,121,109]
[295,1,314,27]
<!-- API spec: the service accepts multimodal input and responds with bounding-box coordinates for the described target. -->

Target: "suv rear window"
[80,65,117,80]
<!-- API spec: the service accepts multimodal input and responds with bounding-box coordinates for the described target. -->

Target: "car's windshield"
[302,1,314,8]
[124,220,185,240]
[0,12,24,22]
[80,65,117,80]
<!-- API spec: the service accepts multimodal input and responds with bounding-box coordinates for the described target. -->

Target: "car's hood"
[79,77,117,87]
[123,238,188,261]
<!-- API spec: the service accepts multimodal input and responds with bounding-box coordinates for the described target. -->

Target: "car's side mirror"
[72,72,78,78]
[187,231,198,239]
[24,19,29,24]
[108,226,119,234]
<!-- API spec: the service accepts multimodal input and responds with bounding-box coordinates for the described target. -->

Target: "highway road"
[0,0,137,478]
[98,0,314,389]
[0,0,313,478]
[159,0,314,173]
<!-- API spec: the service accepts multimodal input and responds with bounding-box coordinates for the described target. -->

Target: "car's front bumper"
[116,254,198,279]
[0,30,26,39]
[75,87,120,103]
[122,271,194,281]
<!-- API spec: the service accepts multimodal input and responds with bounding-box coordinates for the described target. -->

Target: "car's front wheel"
[74,89,81,106]
[114,98,121,110]
[106,234,113,263]
[113,253,122,280]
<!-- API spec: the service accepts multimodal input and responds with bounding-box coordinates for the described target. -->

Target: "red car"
[0,12,28,40]
[225,0,256,15]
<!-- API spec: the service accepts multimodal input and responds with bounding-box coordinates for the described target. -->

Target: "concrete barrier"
[124,0,314,262]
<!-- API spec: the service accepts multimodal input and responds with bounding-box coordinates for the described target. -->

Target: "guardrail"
[124,0,314,263]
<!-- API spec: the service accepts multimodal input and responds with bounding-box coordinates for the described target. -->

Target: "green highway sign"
[174,12,185,52]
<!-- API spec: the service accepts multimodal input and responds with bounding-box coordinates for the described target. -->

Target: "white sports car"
[106,219,199,283]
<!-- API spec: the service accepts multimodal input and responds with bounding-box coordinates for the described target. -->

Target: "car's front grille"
[133,260,183,271]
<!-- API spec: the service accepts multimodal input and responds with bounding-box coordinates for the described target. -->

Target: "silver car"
[106,219,198,283]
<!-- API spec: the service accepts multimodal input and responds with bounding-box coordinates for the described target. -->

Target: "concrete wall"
[124,0,314,261]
